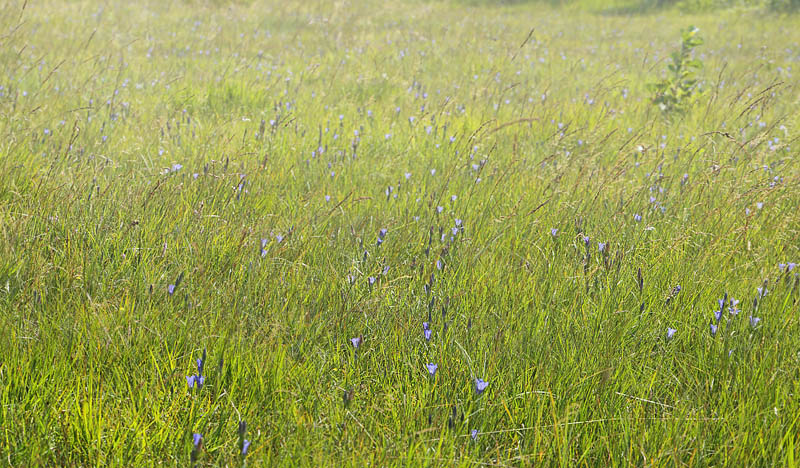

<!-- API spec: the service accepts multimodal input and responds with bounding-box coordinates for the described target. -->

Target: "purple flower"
[238,421,250,456]
[350,336,362,349]
[550,228,558,237]
[186,375,204,389]
[190,432,203,463]
[187,349,206,389]
[598,242,607,253]
[471,429,478,440]
[422,322,430,330]
[474,378,489,395]
[426,363,438,377]
[666,327,677,339]
[757,286,767,298]
[368,276,376,286]
[709,321,718,337]
[582,235,590,248]
[436,206,443,213]
[424,329,432,341]
[713,309,722,322]
[749,316,761,328]
[729,298,740,315]
[167,272,184,297]
[634,214,642,222]
[455,219,462,227]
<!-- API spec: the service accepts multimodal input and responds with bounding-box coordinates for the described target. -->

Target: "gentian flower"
[238,421,250,456]
[729,298,740,316]
[709,321,718,337]
[187,349,206,389]
[474,378,489,395]
[186,375,204,389]
[168,272,184,296]
[190,432,203,463]
[551,228,558,237]
[749,316,761,328]
[471,429,478,440]
[424,329,432,341]
[426,363,438,377]
[666,327,677,339]
[350,336,362,349]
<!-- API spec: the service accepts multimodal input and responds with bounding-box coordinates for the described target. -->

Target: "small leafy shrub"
[769,0,800,10]
[649,26,705,115]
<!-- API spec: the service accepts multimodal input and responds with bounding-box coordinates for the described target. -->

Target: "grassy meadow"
[1,0,800,465]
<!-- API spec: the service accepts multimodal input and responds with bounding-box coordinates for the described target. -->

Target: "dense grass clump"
[0,0,799,466]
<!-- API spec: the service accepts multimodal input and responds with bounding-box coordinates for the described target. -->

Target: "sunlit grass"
[0,0,798,465]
